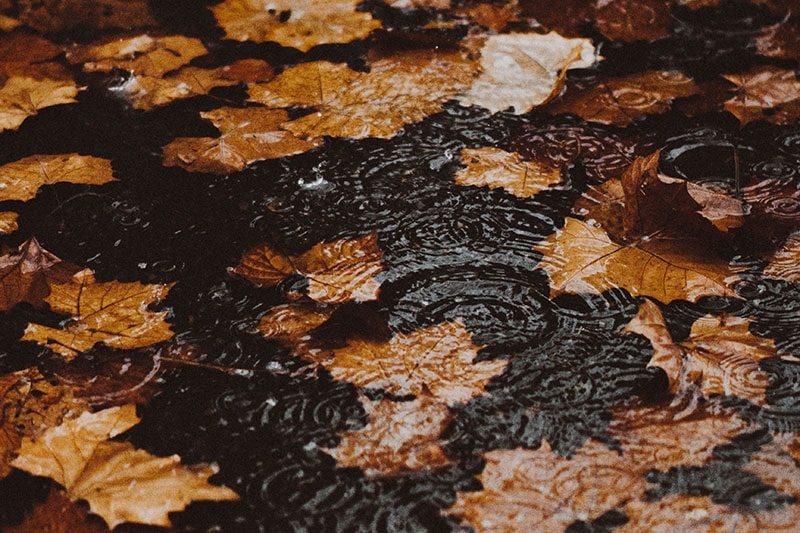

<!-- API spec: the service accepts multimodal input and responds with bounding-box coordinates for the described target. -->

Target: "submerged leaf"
[455,147,562,198]
[0,154,116,203]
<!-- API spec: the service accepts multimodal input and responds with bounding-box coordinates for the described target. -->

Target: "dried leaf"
[457,32,597,114]
[316,320,507,403]
[163,107,321,174]
[22,269,175,358]
[534,217,741,303]
[249,50,476,139]
[0,211,18,234]
[13,0,156,33]
[0,77,81,132]
[232,233,383,303]
[455,147,562,198]
[547,70,699,126]
[5,488,108,533]
[325,394,451,477]
[0,154,115,203]
[723,66,800,125]
[594,0,672,43]
[211,0,381,52]
[763,230,800,283]
[11,405,238,529]
[0,237,79,311]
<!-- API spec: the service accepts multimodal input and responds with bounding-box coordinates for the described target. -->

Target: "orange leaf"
[0,154,116,203]
[0,237,78,311]
[723,66,800,125]
[10,405,238,529]
[455,147,562,198]
[162,107,321,173]
[0,77,81,132]
[0,211,17,234]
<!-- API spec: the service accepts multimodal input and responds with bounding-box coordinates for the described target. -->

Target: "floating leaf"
[594,0,672,43]
[0,237,78,311]
[0,211,18,234]
[455,147,562,198]
[11,405,238,529]
[0,154,115,203]
[0,77,81,132]
[723,66,800,125]
[163,107,321,173]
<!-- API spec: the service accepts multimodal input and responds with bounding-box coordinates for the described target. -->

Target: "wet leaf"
[313,320,507,403]
[594,0,672,43]
[5,488,108,533]
[0,154,115,203]
[232,233,383,303]
[0,33,64,71]
[162,107,321,174]
[22,269,175,358]
[387,0,451,7]
[723,66,800,125]
[518,0,594,37]
[763,230,800,283]
[457,32,597,114]
[0,237,78,311]
[453,2,521,31]
[546,70,699,126]
[534,217,741,303]
[744,436,800,500]
[10,405,239,529]
[258,303,336,348]
[248,50,476,139]
[210,0,381,52]
[573,178,627,239]
[623,298,685,388]
[755,24,800,61]
[11,0,156,33]
[0,77,82,132]
[455,147,562,198]
[325,393,451,478]
[0,211,18,234]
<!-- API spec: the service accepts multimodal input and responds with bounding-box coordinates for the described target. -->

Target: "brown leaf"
[572,179,627,240]
[232,233,383,303]
[0,154,115,203]
[11,405,238,529]
[22,269,175,358]
[518,0,594,37]
[249,50,476,139]
[5,488,108,533]
[594,0,672,43]
[162,107,321,173]
[763,230,800,283]
[314,320,507,403]
[387,0,451,7]
[0,33,64,68]
[13,0,156,33]
[723,66,800,125]
[533,217,741,303]
[623,298,685,389]
[455,147,562,198]
[0,211,18,235]
[755,23,800,61]
[453,2,521,31]
[0,77,82,132]
[457,32,597,114]
[211,0,381,52]
[325,393,452,478]
[546,70,699,126]
[257,303,336,361]
[0,237,79,311]
[448,441,647,532]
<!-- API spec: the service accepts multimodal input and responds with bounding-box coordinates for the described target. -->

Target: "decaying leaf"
[325,393,452,477]
[594,0,672,43]
[211,0,381,52]
[0,211,18,234]
[232,233,383,303]
[723,66,800,125]
[314,320,507,403]
[5,488,107,533]
[0,154,116,203]
[12,0,156,33]
[546,70,699,126]
[0,77,82,132]
[163,107,321,173]
[457,32,596,114]
[22,269,175,358]
[11,405,238,529]
[534,217,741,303]
[455,147,562,198]
[763,230,800,283]
[249,50,476,139]
[0,237,78,311]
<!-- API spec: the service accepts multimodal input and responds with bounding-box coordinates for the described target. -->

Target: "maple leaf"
[0,154,116,203]
[325,393,452,478]
[594,0,672,43]
[210,0,381,52]
[455,147,562,198]
[447,441,648,532]
[533,217,741,303]
[10,405,238,529]
[546,70,699,126]
[0,211,18,234]
[456,32,597,114]
[12,0,156,33]
[722,66,800,125]
[0,77,82,132]
[162,107,322,174]
[248,50,476,139]
[22,268,175,358]
[763,230,800,283]
[311,320,507,403]
[258,303,336,347]
[231,233,383,303]
[0,237,78,311]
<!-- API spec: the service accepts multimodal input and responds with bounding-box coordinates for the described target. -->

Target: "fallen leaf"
[0,32,64,70]
[0,211,18,234]
[448,441,647,532]
[457,31,597,114]
[744,436,800,499]
[67,34,207,77]
[13,0,156,33]
[534,217,741,303]
[546,70,699,126]
[518,0,594,37]
[763,230,800,283]
[325,393,452,477]
[314,320,507,403]
[0,154,115,203]
[0,77,82,132]
[22,268,175,358]
[755,24,800,61]
[572,178,627,239]
[453,2,521,31]
[257,302,336,348]
[455,147,562,198]
[162,107,321,174]
[723,66,800,125]
[594,0,672,43]
[11,405,238,529]
[210,0,381,52]
[387,0,450,7]
[248,50,476,139]
[231,233,383,303]
[5,488,108,533]
[623,298,685,388]
[0,237,78,311]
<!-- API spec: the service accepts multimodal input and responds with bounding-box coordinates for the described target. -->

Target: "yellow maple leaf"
[0,77,81,132]
[0,154,115,203]
[455,147,562,198]
[23,269,174,358]
[11,405,238,529]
